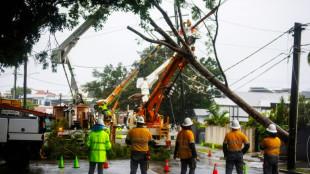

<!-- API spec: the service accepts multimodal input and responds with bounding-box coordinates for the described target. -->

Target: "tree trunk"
[186,56,289,142]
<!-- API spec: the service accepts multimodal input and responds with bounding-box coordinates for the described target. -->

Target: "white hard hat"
[182,117,193,127]
[137,117,145,124]
[267,124,277,133]
[230,120,241,129]
[117,124,121,127]
[97,119,104,125]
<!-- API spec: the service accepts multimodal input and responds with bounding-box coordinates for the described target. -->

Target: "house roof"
[214,92,290,107]
[193,109,209,116]
[301,91,310,98]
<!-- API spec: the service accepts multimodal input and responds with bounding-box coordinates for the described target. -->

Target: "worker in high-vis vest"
[116,124,123,139]
[127,111,137,130]
[223,120,250,174]
[87,119,111,174]
[260,124,281,174]
[126,116,155,174]
[173,117,200,174]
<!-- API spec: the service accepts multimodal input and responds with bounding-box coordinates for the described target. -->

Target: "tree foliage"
[298,94,310,128]
[10,86,32,99]
[0,0,161,72]
[21,99,38,110]
[204,102,229,127]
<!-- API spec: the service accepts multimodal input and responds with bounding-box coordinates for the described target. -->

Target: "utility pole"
[59,93,62,106]
[174,3,185,124]
[23,58,27,109]
[13,66,17,99]
[288,23,302,170]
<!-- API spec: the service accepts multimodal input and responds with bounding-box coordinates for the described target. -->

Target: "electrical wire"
[230,47,293,87]
[232,55,291,92]
[169,97,176,125]
[25,76,68,87]
[224,27,293,73]
[182,73,210,88]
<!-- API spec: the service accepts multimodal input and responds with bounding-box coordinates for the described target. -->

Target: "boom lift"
[51,9,104,129]
[95,45,161,141]
[133,25,198,148]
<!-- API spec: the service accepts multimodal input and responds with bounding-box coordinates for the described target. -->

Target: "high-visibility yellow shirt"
[261,137,281,156]
[116,127,122,139]
[176,129,195,159]
[86,130,111,162]
[224,130,249,151]
[126,127,152,152]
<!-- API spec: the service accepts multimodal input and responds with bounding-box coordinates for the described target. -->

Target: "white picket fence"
[204,125,255,152]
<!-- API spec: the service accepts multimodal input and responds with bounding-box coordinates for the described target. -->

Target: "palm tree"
[204,102,229,127]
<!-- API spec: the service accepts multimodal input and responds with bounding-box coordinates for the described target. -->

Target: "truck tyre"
[4,141,30,169]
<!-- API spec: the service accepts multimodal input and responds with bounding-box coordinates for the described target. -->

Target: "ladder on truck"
[159,117,170,140]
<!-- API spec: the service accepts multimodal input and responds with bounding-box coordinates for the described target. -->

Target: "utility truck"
[0,95,52,169]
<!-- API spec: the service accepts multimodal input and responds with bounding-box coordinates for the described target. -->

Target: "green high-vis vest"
[87,130,111,162]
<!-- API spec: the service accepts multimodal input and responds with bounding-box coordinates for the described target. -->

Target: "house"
[214,87,290,122]
[192,109,210,123]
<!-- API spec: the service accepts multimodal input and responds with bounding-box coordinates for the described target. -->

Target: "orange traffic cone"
[208,149,212,157]
[104,157,109,168]
[164,159,170,172]
[213,163,218,174]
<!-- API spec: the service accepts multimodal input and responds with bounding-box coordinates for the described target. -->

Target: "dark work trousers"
[263,155,279,174]
[226,151,243,174]
[130,151,148,174]
[88,161,104,174]
[180,157,196,174]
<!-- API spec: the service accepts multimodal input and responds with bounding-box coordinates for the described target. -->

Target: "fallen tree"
[127,3,289,142]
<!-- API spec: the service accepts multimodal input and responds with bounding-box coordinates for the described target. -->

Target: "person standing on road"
[126,116,154,174]
[116,124,123,139]
[260,124,281,174]
[87,119,111,174]
[173,117,200,174]
[223,120,250,174]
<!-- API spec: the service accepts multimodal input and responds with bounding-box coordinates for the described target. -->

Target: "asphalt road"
[0,145,288,174]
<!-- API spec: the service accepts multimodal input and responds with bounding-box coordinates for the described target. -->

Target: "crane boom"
[51,8,104,106]
[136,59,170,102]
[137,53,188,125]
[96,45,162,107]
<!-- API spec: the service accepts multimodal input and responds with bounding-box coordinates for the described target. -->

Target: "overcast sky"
[1,0,310,97]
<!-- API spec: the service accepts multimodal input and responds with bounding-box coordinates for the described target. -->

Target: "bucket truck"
[132,32,198,149]
[94,45,162,142]
[51,9,105,129]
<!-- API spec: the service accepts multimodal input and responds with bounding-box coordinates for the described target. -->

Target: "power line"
[224,27,293,72]
[233,55,290,91]
[182,73,210,88]
[230,47,293,87]
[25,76,68,87]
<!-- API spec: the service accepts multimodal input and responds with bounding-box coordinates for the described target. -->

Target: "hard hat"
[117,124,121,127]
[137,117,145,124]
[186,20,191,25]
[97,119,104,125]
[230,120,241,129]
[267,124,277,133]
[182,117,193,127]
